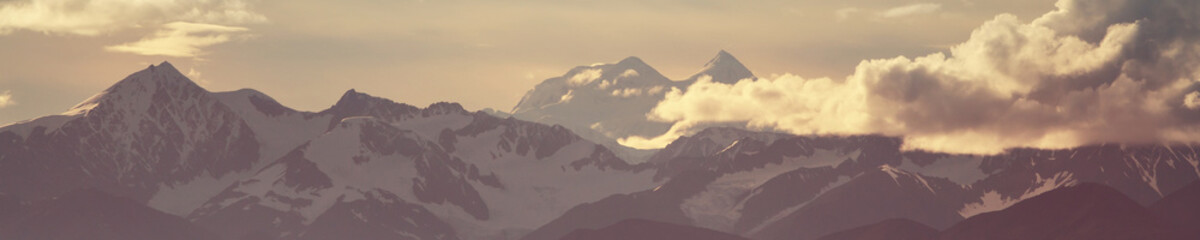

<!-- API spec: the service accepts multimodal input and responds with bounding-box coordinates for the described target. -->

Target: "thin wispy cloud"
[105,22,250,57]
[836,8,861,21]
[0,0,264,59]
[881,3,942,18]
[0,0,264,36]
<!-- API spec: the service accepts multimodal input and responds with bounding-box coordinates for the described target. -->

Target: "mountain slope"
[0,62,663,240]
[190,90,659,240]
[0,189,220,240]
[1150,181,1200,239]
[815,219,938,240]
[750,166,967,240]
[0,62,264,209]
[189,117,474,240]
[524,134,899,240]
[959,145,1200,218]
[560,218,749,240]
[531,127,1200,240]
[939,183,1184,240]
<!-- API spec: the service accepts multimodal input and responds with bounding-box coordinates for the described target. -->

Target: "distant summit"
[69,61,202,114]
[687,50,756,84]
[510,50,758,161]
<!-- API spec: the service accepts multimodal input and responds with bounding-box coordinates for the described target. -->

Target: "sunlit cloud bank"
[626,0,1200,155]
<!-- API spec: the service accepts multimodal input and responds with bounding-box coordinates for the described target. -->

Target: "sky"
[0,0,1056,126]
[4,0,1197,155]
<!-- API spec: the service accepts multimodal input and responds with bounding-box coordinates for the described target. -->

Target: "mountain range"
[511,50,756,161]
[1,53,1198,240]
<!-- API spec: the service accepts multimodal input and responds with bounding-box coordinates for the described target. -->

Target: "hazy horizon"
[0,0,1054,126]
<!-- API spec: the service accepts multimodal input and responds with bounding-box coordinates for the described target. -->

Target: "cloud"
[105,22,249,57]
[881,3,942,18]
[1186,91,1200,110]
[835,8,860,21]
[568,69,604,86]
[0,91,14,108]
[610,86,667,98]
[0,0,265,36]
[628,0,1200,154]
[186,67,212,86]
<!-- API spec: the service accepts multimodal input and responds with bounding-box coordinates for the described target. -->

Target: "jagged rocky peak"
[328,89,414,113]
[325,89,469,119]
[321,89,419,127]
[110,61,200,93]
[423,101,469,116]
[69,61,206,114]
[689,50,756,84]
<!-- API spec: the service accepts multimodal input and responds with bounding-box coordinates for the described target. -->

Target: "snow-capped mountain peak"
[68,61,202,115]
[510,51,764,162]
[0,60,264,208]
[688,50,755,84]
[608,56,669,83]
[324,89,439,129]
[326,89,470,119]
[559,56,671,90]
[327,89,414,115]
